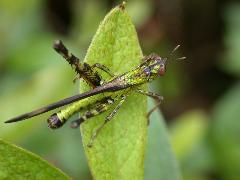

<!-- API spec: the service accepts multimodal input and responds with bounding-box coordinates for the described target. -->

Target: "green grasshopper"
[5,40,184,147]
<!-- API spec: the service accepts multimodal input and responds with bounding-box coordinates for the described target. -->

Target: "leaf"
[211,82,240,179]
[0,139,70,179]
[170,110,208,160]
[80,3,147,179]
[170,110,211,179]
[220,3,240,76]
[145,99,182,180]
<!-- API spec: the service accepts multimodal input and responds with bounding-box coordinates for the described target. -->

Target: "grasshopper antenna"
[167,45,186,62]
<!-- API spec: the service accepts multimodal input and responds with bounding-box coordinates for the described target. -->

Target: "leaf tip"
[119,1,126,10]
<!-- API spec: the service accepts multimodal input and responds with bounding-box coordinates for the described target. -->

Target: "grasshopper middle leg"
[87,94,127,147]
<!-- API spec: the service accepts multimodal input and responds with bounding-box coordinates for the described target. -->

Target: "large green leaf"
[80,3,147,179]
[220,3,240,76]
[145,99,182,180]
[0,139,69,179]
[211,82,240,179]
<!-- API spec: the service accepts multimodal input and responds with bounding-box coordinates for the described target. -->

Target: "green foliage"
[211,82,240,179]
[145,99,181,180]
[80,4,147,179]
[77,4,181,179]
[0,139,69,179]
[171,110,208,160]
[6,0,240,179]
[220,3,240,76]
[0,2,183,179]
[170,110,212,180]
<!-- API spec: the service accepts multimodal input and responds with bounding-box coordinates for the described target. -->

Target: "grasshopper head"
[141,54,167,82]
[155,56,167,76]
[147,45,185,78]
[144,55,167,77]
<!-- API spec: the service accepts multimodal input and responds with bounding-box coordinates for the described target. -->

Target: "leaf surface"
[145,99,182,180]
[80,3,147,179]
[0,139,70,179]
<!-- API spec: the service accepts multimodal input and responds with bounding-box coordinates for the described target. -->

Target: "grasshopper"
[5,40,184,147]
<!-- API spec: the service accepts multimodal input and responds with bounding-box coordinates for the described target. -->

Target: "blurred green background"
[0,0,240,179]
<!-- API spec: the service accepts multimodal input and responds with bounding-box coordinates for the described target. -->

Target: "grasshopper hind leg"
[70,98,115,128]
[53,40,102,88]
[47,97,114,129]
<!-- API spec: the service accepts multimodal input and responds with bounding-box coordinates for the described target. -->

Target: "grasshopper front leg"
[136,89,164,123]
[91,63,115,77]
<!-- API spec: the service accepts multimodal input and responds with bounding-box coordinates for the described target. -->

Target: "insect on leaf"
[80,3,147,179]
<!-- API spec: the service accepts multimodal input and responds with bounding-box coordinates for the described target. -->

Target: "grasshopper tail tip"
[4,119,14,123]
[4,116,27,123]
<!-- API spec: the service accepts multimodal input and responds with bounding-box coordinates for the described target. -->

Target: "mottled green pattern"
[0,139,70,180]
[80,4,147,180]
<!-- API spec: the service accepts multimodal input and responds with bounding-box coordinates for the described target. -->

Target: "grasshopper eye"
[158,64,165,76]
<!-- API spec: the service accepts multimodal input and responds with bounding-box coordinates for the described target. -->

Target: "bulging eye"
[158,64,165,76]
